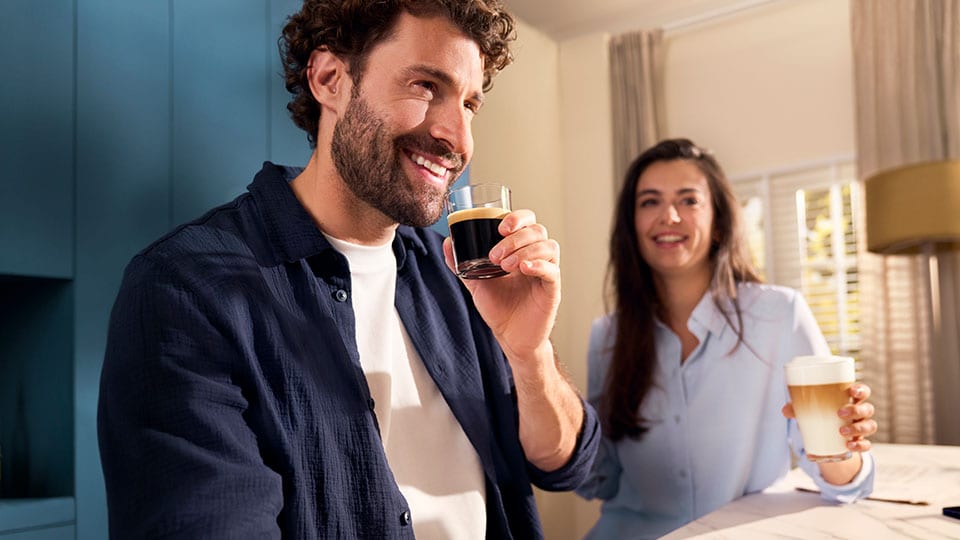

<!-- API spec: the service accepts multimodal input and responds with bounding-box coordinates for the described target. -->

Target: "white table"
[663,443,960,539]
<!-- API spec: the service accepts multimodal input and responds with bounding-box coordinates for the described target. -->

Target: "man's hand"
[443,209,560,362]
[444,209,581,471]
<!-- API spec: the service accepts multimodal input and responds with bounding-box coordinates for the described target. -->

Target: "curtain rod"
[662,0,790,34]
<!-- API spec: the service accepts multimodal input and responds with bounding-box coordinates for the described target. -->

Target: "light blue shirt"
[576,283,875,539]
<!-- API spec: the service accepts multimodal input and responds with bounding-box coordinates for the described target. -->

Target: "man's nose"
[428,101,472,156]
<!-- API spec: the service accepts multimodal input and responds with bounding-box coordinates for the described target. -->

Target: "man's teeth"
[412,153,447,176]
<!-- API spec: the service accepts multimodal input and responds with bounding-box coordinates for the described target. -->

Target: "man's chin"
[413,204,447,228]
[403,209,444,228]
[375,181,446,227]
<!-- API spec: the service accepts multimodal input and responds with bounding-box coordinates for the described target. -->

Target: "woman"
[576,139,877,538]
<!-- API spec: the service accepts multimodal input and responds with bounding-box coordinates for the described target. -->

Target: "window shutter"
[733,160,862,359]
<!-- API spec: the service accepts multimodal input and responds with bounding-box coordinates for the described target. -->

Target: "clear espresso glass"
[446,183,511,279]
[784,355,856,462]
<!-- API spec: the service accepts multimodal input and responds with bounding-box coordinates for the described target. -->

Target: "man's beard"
[331,95,465,228]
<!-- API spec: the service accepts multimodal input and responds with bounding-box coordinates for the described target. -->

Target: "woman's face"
[634,159,715,281]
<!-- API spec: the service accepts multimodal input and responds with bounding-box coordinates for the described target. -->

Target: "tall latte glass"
[785,355,856,462]
[446,183,511,279]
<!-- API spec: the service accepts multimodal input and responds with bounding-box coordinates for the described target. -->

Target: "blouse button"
[400,510,411,526]
[334,289,348,302]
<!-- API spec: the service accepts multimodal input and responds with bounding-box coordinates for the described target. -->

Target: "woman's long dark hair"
[602,138,762,441]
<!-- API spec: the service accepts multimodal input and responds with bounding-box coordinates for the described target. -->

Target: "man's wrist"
[506,341,559,382]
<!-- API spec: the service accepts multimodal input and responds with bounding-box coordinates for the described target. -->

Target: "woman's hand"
[836,383,878,452]
[782,383,878,453]
[782,383,878,485]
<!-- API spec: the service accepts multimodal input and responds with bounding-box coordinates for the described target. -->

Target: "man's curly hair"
[280,0,516,147]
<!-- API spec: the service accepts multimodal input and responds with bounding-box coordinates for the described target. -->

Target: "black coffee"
[447,207,509,279]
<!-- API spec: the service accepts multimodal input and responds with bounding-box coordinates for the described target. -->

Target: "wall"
[665,0,855,174]
[469,18,566,355]
[476,0,855,537]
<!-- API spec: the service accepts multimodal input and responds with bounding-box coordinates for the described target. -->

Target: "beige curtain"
[851,0,960,444]
[609,29,665,188]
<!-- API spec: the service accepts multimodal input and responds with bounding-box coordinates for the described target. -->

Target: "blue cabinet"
[0,498,75,538]
[0,0,75,279]
[0,0,75,527]
[2,0,308,538]
[1,527,75,540]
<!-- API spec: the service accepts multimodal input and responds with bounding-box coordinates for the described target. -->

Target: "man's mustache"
[394,133,465,175]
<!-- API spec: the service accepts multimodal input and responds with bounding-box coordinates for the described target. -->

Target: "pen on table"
[794,487,930,506]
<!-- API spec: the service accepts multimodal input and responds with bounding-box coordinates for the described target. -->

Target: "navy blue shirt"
[98,162,600,539]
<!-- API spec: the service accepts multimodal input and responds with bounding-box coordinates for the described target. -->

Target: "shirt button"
[679,469,688,478]
[334,289,348,302]
[674,415,681,424]
[400,510,411,526]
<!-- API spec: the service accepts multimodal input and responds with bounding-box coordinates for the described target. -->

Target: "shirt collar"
[248,161,429,266]
[687,290,733,340]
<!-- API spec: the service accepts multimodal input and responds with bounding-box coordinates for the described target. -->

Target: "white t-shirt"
[325,233,486,539]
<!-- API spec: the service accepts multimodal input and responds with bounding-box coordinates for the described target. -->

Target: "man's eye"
[415,81,437,93]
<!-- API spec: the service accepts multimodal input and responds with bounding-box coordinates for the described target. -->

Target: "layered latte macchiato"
[784,355,856,462]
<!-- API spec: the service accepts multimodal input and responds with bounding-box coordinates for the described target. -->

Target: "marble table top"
[663,443,960,539]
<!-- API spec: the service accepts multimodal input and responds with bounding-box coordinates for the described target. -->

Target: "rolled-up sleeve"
[528,397,602,492]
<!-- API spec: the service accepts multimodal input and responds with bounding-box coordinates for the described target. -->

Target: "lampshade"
[864,160,960,254]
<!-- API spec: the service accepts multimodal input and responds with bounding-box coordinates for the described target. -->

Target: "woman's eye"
[682,197,700,206]
[638,199,658,208]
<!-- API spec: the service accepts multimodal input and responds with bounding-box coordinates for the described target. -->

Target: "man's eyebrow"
[402,64,485,105]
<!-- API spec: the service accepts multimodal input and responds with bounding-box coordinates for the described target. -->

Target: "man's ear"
[306,46,350,112]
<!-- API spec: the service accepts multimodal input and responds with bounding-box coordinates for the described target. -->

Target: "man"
[97,1,600,538]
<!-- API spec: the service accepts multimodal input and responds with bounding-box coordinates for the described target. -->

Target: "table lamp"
[865,160,960,255]
[864,159,960,446]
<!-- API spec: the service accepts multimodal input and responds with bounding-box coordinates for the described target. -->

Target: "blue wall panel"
[269,0,312,166]
[172,0,270,224]
[0,0,75,279]
[75,1,173,538]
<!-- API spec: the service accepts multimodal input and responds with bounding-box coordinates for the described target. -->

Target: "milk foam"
[784,355,855,386]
